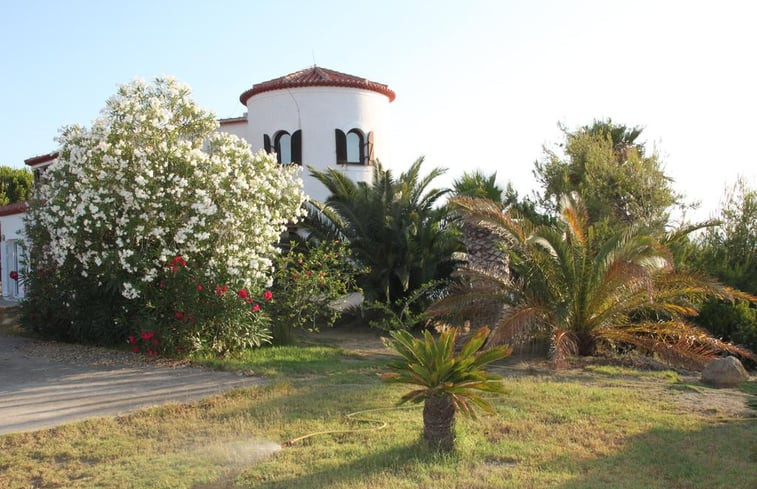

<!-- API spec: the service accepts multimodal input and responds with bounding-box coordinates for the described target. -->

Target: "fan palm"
[307,158,460,306]
[430,193,756,369]
[381,326,510,451]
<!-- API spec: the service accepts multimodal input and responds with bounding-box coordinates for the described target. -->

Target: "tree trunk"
[423,395,456,451]
[576,331,596,356]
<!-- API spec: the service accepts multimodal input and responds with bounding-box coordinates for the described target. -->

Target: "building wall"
[245,87,390,203]
[218,120,249,140]
[0,212,27,300]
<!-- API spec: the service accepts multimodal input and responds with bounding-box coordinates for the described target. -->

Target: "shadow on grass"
[554,421,756,489]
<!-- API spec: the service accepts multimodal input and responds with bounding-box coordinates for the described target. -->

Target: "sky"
[1,0,755,222]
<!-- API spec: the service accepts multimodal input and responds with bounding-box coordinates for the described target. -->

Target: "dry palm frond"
[597,320,756,369]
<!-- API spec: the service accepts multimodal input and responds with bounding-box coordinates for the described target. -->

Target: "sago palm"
[430,193,756,369]
[381,327,510,451]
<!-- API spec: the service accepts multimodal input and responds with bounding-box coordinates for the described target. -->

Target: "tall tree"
[308,158,460,307]
[0,166,33,205]
[452,170,503,202]
[534,119,681,230]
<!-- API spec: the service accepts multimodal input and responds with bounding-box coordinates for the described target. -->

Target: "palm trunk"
[423,395,456,451]
[576,331,595,356]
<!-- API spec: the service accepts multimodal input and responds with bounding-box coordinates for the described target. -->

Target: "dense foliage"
[534,120,681,231]
[267,239,363,344]
[431,194,755,369]
[22,77,305,353]
[308,159,460,317]
[0,166,33,205]
[690,178,757,351]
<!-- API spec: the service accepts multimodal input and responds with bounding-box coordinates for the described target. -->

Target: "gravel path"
[0,334,265,435]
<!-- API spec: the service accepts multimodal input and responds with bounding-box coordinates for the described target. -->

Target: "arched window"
[335,128,373,165]
[267,130,302,165]
[346,129,363,164]
[275,131,291,164]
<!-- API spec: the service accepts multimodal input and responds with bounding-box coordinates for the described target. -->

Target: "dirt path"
[0,335,266,435]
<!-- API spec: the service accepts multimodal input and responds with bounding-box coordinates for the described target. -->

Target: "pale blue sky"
[2,0,755,220]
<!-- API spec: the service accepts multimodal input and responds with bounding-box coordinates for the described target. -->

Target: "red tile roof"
[0,201,28,216]
[24,152,58,166]
[218,116,247,124]
[239,66,396,105]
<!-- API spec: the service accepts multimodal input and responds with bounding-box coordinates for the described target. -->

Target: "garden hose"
[282,405,421,448]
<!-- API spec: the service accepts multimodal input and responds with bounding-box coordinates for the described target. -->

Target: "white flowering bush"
[22,77,306,352]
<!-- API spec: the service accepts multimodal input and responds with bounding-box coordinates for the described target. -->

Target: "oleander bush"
[21,77,305,354]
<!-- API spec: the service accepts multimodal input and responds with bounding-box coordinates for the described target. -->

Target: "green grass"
[1,339,755,489]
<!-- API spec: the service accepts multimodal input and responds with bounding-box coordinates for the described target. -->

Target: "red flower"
[215,284,229,295]
[175,312,185,320]
[237,288,249,299]
[263,290,273,301]
[140,331,155,341]
[196,284,203,291]
[152,338,159,346]
[305,270,312,276]
[127,335,136,344]
[251,304,260,312]
[9,271,18,281]
[132,346,140,353]
[291,273,299,280]
[160,281,166,289]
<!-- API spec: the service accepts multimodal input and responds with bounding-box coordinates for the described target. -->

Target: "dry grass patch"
[1,334,755,489]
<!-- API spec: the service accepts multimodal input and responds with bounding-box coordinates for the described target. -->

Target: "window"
[335,129,374,165]
[265,130,302,165]
[276,132,292,164]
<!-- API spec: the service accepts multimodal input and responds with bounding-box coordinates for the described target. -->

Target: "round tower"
[238,66,395,203]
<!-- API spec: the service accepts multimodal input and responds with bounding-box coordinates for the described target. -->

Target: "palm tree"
[381,326,510,451]
[307,158,460,308]
[452,170,504,202]
[430,193,756,369]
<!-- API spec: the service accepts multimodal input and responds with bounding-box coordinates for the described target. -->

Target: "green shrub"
[696,299,757,352]
[267,240,362,344]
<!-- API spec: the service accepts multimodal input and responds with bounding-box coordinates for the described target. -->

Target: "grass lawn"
[1,329,755,489]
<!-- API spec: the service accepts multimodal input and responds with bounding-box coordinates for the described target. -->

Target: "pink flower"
[196,284,203,291]
[237,288,249,299]
[251,304,260,312]
[127,335,136,344]
[263,290,273,301]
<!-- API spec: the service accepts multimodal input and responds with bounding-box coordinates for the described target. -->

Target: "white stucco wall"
[218,119,249,141]
[0,212,27,300]
[245,87,391,203]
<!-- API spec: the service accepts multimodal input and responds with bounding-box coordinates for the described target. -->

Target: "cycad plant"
[430,193,756,369]
[381,327,510,451]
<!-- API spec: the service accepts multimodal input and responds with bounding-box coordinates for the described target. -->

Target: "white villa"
[0,66,396,301]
